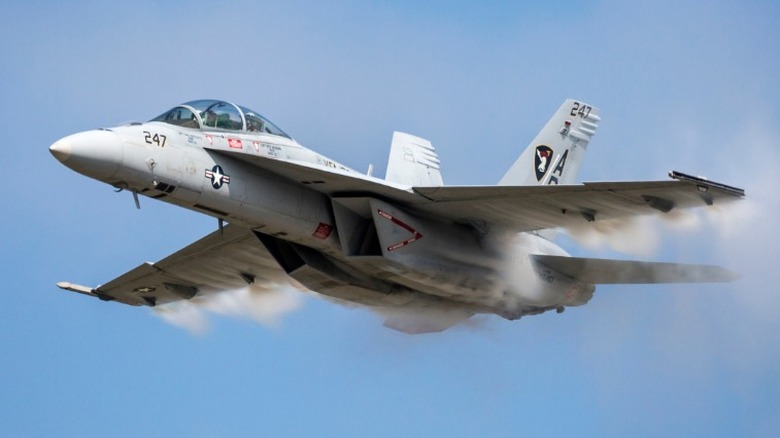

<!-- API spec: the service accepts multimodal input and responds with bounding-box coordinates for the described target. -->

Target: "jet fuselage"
[51,116,591,320]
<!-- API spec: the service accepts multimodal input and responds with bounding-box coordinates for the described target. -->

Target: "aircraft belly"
[287,263,415,307]
[286,260,488,314]
[335,254,572,320]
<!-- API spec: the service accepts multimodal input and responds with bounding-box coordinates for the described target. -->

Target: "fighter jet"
[50,99,744,333]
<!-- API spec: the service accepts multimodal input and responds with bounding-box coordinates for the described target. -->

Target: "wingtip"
[669,170,746,198]
[56,282,98,297]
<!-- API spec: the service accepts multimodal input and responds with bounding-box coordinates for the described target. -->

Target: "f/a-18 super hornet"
[50,99,744,333]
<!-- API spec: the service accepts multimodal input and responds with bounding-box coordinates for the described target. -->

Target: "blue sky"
[2,1,779,436]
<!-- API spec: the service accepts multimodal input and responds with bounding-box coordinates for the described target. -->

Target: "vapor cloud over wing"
[154,282,303,334]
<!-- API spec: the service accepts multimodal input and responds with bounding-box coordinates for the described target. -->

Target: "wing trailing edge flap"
[531,255,740,284]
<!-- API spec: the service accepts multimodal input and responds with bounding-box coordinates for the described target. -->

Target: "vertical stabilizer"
[499,99,600,186]
[385,132,444,187]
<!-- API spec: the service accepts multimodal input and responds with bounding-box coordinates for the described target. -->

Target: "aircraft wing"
[412,171,745,232]
[57,225,288,306]
[210,148,744,233]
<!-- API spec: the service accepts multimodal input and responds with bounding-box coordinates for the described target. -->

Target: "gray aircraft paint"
[50,99,744,333]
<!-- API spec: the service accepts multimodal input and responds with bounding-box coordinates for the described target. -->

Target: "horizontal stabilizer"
[532,255,740,284]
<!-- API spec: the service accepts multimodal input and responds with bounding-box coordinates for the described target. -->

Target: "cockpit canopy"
[151,99,290,139]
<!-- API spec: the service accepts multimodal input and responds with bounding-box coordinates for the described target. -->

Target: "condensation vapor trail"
[154,282,303,334]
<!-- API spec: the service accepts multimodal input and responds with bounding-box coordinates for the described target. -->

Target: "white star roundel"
[205,165,231,189]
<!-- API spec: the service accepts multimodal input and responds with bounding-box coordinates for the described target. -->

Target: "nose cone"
[49,139,72,162]
[49,130,124,181]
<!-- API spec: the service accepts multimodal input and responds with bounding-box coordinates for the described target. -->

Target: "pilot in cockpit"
[245,114,265,133]
[201,110,217,128]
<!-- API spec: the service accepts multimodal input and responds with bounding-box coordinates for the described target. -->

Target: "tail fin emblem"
[535,145,553,181]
